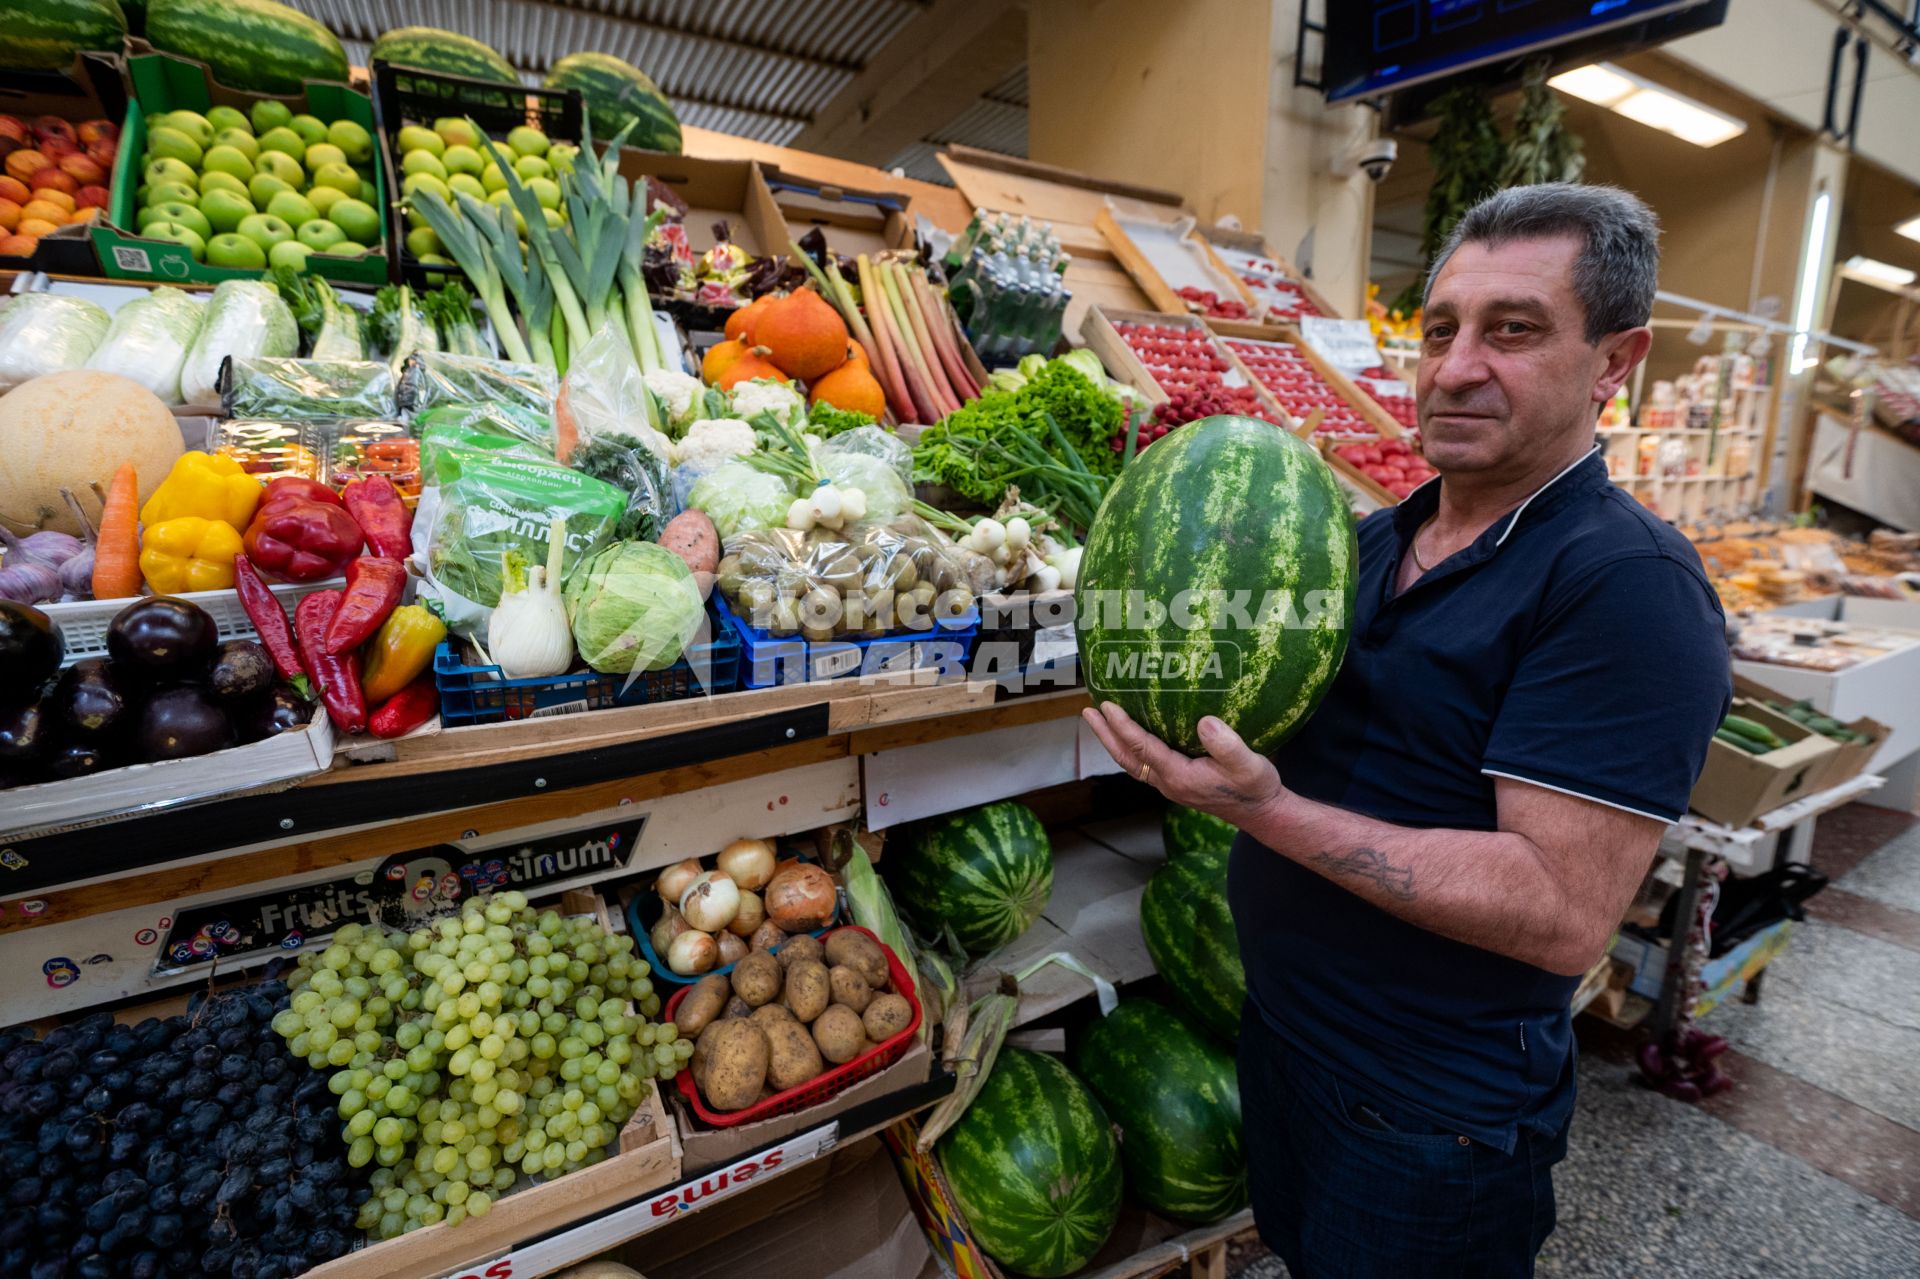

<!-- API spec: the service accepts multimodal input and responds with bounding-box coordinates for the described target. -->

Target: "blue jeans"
[1237,1004,1567,1278]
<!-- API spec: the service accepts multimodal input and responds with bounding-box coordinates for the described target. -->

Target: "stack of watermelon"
[889,800,1053,955]
[144,0,349,94]
[1163,803,1236,859]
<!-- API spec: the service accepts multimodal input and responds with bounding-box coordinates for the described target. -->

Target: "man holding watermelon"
[1082,184,1729,1277]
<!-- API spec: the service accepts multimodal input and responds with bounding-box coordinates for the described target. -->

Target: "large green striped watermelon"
[890,801,1051,955]
[544,52,681,153]
[938,1048,1122,1276]
[1069,999,1247,1223]
[1077,415,1355,756]
[372,27,518,85]
[1140,846,1245,1041]
[1163,804,1235,860]
[1,0,127,70]
[145,0,348,94]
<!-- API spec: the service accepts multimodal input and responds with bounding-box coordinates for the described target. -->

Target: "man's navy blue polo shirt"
[1227,449,1730,1152]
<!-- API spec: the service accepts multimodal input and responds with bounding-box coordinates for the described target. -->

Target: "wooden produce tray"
[1217,328,1406,440]
[1095,207,1263,323]
[1197,224,1342,326]
[1079,305,1287,424]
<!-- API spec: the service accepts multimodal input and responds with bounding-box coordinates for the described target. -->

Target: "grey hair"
[1424,183,1660,344]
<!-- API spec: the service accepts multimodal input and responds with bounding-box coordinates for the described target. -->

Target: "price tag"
[1300,317,1385,376]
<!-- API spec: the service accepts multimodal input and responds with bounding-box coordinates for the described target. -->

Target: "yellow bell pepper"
[139,517,244,594]
[360,605,448,703]
[140,451,263,531]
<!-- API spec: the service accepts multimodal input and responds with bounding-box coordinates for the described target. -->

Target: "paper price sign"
[1300,316,1386,376]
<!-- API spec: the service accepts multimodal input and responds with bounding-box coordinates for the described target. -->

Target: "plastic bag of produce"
[567,434,672,541]
[82,287,206,405]
[401,351,557,430]
[564,541,706,675]
[558,326,674,469]
[0,293,111,390]
[818,428,914,520]
[179,281,299,409]
[716,515,977,640]
[222,357,398,421]
[418,410,557,486]
[686,460,794,540]
[819,423,913,485]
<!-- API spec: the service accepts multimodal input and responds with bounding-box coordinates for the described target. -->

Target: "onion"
[667,930,718,976]
[649,907,691,957]
[727,889,766,937]
[655,857,704,908]
[679,870,741,933]
[749,920,786,952]
[715,931,749,966]
[716,838,777,891]
[764,863,837,933]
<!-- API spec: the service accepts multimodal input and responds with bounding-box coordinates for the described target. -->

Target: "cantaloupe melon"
[0,370,183,536]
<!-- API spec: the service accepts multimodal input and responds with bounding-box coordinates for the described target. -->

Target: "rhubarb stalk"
[859,254,942,421]
[879,259,958,417]
[894,261,965,413]
[908,268,981,400]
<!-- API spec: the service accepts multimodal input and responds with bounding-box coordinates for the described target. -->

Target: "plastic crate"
[713,593,980,690]
[40,580,340,668]
[433,609,739,725]
[625,861,838,988]
[665,925,921,1127]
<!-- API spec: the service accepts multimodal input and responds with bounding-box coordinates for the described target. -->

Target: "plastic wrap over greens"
[560,327,673,468]
[222,357,398,421]
[565,541,706,675]
[401,351,558,425]
[180,281,299,409]
[566,434,672,541]
[0,294,111,390]
[717,516,979,642]
[82,287,206,404]
[419,410,556,485]
[818,425,914,518]
[686,461,794,540]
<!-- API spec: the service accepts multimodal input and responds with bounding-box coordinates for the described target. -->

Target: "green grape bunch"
[270,891,692,1240]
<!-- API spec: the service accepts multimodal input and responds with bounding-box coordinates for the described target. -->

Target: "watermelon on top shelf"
[889,800,1052,956]
[1163,804,1235,860]
[1,0,127,69]
[544,51,681,153]
[937,1048,1122,1277]
[371,27,519,85]
[144,0,348,94]
[1140,845,1246,1041]
[1076,413,1355,757]
[1069,998,1248,1224]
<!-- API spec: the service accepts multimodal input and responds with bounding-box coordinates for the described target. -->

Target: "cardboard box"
[1688,698,1841,828]
[674,1036,933,1175]
[614,152,788,259]
[1732,671,1890,793]
[0,53,126,276]
[94,53,388,286]
[764,170,915,258]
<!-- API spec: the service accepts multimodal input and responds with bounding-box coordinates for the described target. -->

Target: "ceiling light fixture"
[1843,255,1918,288]
[1790,188,1832,374]
[1549,62,1747,147]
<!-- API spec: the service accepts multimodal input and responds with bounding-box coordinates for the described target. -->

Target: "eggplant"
[138,686,235,762]
[107,597,217,678]
[233,682,312,743]
[207,640,275,702]
[0,601,62,701]
[0,689,54,764]
[45,739,116,780]
[55,658,135,737]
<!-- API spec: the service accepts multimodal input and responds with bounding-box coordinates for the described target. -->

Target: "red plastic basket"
[665,925,922,1128]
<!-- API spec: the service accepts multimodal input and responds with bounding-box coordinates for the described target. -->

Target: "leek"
[408,189,531,365]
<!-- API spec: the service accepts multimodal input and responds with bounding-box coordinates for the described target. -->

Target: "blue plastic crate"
[625,863,838,987]
[434,607,740,725]
[713,592,980,690]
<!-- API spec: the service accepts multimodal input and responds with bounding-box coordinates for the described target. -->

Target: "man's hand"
[1080,702,1287,831]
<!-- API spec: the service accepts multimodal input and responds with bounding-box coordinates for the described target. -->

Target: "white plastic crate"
[40,579,342,666]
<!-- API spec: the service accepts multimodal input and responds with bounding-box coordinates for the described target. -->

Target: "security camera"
[1335,138,1398,183]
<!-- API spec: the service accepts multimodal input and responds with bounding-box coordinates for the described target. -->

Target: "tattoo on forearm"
[1213,783,1264,805]
[1309,847,1416,900]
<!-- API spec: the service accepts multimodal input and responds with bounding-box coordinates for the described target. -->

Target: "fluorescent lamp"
[1844,255,1917,288]
[1898,215,1920,245]
[1549,62,1746,147]
[1790,189,1832,373]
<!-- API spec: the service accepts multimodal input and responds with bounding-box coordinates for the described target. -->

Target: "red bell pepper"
[260,476,343,510]
[369,675,438,739]
[231,555,307,686]
[341,476,413,560]
[294,590,367,734]
[323,556,407,655]
[244,494,364,582]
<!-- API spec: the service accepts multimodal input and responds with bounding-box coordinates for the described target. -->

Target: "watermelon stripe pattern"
[371,27,519,86]
[938,1049,1122,1277]
[1140,846,1246,1041]
[1070,1000,1248,1224]
[890,801,1052,955]
[1163,804,1235,860]
[544,52,682,154]
[1077,415,1356,756]
[145,0,349,95]
[0,0,127,70]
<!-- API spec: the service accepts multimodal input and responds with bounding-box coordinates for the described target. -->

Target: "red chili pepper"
[369,675,438,739]
[323,556,407,655]
[244,496,364,582]
[294,590,367,734]
[231,555,307,684]
[341,476,413,559]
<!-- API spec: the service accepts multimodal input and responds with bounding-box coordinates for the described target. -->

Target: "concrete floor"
[1229,804,1920,1278]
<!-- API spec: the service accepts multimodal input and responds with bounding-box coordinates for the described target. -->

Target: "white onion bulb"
[655,857,703,907]
[680,869,741,932]
[716,837,777,891]
[727,889,767,937]
[667,930,718,975]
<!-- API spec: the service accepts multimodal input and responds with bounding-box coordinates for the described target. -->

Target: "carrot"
[553,383,579,464]
[91,463,141,600]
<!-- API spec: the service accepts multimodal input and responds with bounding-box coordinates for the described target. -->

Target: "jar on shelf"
[1637,433,1660,476]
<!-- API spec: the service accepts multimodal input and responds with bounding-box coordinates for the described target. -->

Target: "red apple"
[75,184,109,210]
[37,136,78,160]
[86,140,116,169]
[31,117,75,146]
[75,118,117,146]
[0,116,26,147]
[29,167,77,195]
[58,153,104,185]
[0,137,17,162]
[6,150,51,182]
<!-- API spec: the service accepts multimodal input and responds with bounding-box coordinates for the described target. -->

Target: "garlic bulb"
[488,515,572,678]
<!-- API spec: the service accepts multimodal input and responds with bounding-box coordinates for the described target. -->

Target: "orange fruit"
[724,293,777,343]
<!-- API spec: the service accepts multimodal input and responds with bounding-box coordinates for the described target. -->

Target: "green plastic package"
[418,409,557,486]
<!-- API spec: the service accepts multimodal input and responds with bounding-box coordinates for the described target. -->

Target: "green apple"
[247,172,293,208]
[433,117,480,150]
[397,125,445,157]
[547,143,578,176]
[256,150,304,189]
[135,181,149,205]
[249,99,293,136]
[149,201,211,240]
[212,128,260,162]
[143,157,198,190]
[480,164,509,194]
[134,204,168,230]
[401,149,446,182]
[441,145,483,179]
[257,127,306,162]
[206,232,266,270]
[237,212,294,252]
[306,185,348,217]
[417,252,452,267]
[506,125,549,159]
[326,119,373,164]
[327,197,381,246]
[206,105,250,136]
[146,125,202,167]
[289,114,329,147]
[526,176,560,211]
[297,218,348,251]
[404,225,442,258]
[266,191,319,228]
[161,110,214,149]
[483,190,525,235]
[310,161,359,195]
[268,239,311,271]
[540,206,563,232]
[513,154,551,182]
[401,171,450,202]
[145,221,206,261]
[201,144,255,182]
[145,180,198,209]
[299,143,343,174]
[446,173,486,201]
[197,171,250,200]
[198,189,256,235]
[357,179,378,204]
